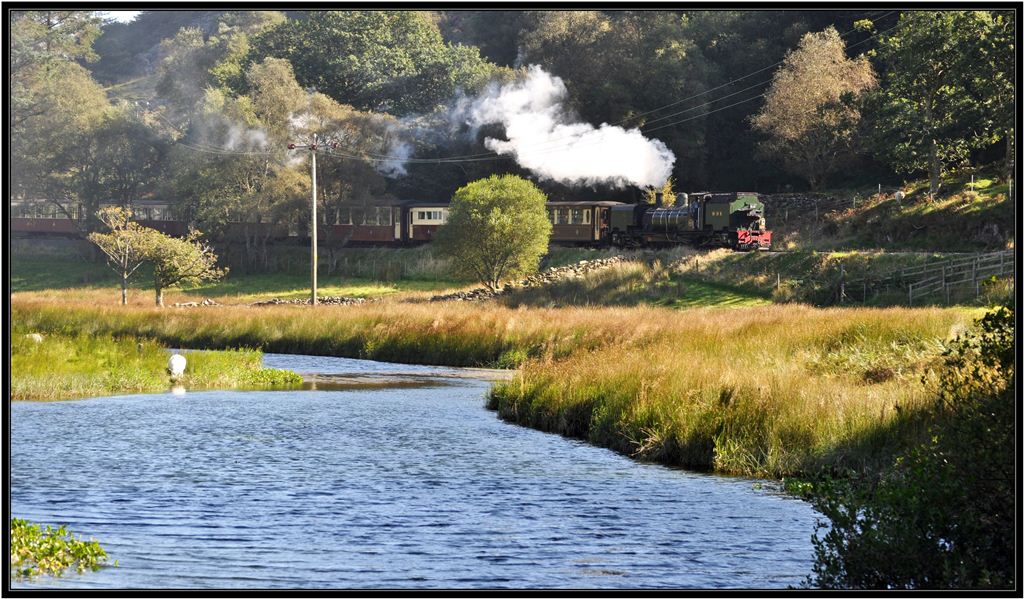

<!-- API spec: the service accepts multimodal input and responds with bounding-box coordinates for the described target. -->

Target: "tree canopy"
[247,11,500,115]
[751,27,877,190]
[435,174,552,291]
[869,11,1014,194]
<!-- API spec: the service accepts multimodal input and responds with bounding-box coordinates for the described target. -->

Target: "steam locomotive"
[608,192,771,250]
[11,192,771,251]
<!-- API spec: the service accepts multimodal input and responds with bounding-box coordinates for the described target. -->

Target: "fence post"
[839,260,846,304]
[908,283,913,306]
[877,183,881,198]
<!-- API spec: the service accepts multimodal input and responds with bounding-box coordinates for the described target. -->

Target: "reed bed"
[12,295,969,476]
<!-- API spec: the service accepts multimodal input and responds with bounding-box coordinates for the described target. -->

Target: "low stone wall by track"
[429,256,625,302]
[249,296,376,307]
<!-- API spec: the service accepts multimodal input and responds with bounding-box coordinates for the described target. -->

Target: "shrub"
[807,304,1015,589]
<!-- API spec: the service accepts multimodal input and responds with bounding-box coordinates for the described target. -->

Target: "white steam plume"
[454,65,676,188]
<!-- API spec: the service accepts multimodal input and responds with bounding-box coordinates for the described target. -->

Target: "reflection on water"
[11,355,818,589]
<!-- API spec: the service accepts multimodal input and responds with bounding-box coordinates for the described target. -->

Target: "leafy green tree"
[751,27,876,189]
[248,11,498,115]
[55,110,168,232]
[154,11,286,121]
[87,206,158,304]
[435,174,552,291]
[9,10,110,210]
[808,304,1015,589]
[870,11,1013,195]
[148,230,227,307]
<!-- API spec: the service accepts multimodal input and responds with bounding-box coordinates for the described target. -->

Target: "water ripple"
[12,355,817,589]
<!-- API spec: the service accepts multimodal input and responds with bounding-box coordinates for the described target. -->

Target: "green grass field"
[11,329,301,401]
[10,257,457,303]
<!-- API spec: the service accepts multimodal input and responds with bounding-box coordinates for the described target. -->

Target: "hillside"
[765,171,1014,252]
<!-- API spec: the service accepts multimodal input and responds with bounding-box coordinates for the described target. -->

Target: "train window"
[558,208,570,224]
[547,208,557,224]
[583,210,592,224]
[352,207,364,225]
[571,209,583,224]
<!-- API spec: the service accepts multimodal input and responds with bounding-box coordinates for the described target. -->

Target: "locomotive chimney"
[655,192,663,207]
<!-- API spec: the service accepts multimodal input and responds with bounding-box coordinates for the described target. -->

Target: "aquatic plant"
[10,518,113,580]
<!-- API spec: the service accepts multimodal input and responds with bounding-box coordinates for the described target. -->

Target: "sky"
[98,10,141,23]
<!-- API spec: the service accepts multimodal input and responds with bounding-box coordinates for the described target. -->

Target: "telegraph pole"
[310,136,317,305]
[288,133,338,306]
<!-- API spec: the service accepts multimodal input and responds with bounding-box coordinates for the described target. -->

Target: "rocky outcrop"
[429,256,625,302]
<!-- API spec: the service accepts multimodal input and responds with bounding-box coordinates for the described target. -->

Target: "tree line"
[9,9,1016,258]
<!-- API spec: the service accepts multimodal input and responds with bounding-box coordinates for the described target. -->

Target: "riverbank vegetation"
[11,330,300,401]
[10,518,112,580]
[807,304,1014,589]
[12,296,973,479]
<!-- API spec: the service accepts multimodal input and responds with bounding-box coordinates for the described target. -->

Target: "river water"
[11,353,819,589]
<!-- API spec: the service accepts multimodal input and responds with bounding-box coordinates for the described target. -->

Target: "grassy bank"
[487,305,970,477]
[675,249,1015,307]
[497,259,770,309]
[770,171,1014,252]
[11,330,301,401]
[12,296,973,478]
[10,256,457,301]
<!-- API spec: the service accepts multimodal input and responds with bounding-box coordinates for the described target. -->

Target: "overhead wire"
[167,11,904,166]
[317,10,900,164]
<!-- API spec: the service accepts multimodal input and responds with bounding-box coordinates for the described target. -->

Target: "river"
[11,353,819,589]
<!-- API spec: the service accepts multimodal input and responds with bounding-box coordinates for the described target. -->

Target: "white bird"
[168,353,187,378]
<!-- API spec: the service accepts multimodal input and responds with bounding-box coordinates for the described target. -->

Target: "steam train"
[10,192,771,251]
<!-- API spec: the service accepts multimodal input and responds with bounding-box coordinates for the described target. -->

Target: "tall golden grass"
[13,293,971,476]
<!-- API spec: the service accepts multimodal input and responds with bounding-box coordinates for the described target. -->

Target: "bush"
[807,304,1015,589]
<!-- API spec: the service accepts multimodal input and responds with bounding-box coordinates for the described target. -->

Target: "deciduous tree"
[869,11,1012,195]
[435,174,551,291]
[751,27,876,190]
[87,206,158,304]
[148,230,227,307]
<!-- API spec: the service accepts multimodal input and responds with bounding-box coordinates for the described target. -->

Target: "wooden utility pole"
[311,136,318,305]
[288,133,339,306]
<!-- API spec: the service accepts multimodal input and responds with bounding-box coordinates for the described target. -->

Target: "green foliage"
[248,10,498,115]
[750,26,876,189]
[869,11,1014,193]
[10,518,112,580]
[9,11,110,206]
[87,207,161,304]
[10,330,301,401]
[435,174,552,291]
[148,230,228,306]
[808,304,1015,589]
[641,177,678,206]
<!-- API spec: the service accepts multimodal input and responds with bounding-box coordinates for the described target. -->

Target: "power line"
[171,12,906,167]
[362,10,898,163]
